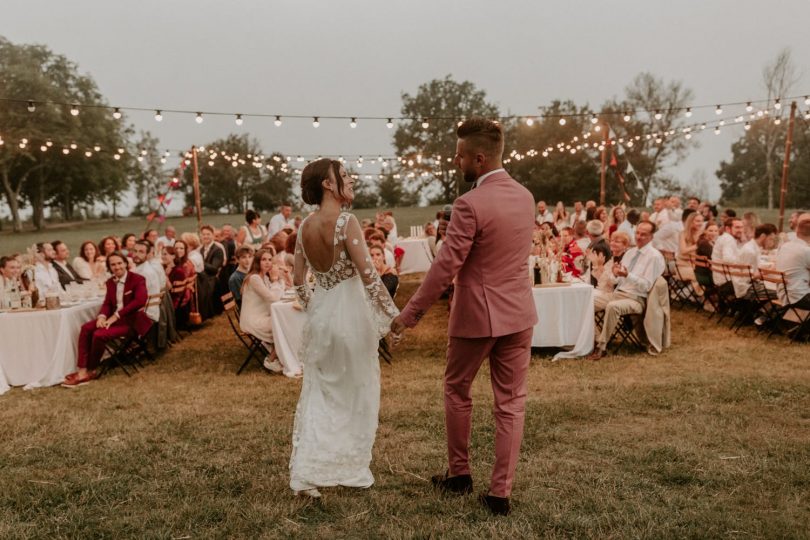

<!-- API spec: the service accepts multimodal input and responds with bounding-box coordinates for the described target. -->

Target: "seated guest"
[157,225,177,250]
[130,240,162,324]
[268,231,289,267]
[51,240,85,289]
[181,232,205,273]
[370,245,399,299]
[738,223,778,300]
[228,245,254,306]
[120,233,137,257]
[282,233,297,269]
[676,210,705,294]
[1,255,28,292]
[592,232,631,310]
[361,218,374,229]
[169,240,194,327]
[653,208,683,255]
[609,206,626,237]
[73,241,105,281]
[553,201,569,230]
[368,231,396,267]
[742,212,760,243]
[587,221,665,360]
[143,229,159,248]
[198,225,225,319]
[694,223,720,289]
[98,236,120,258]
[536,200,554,224]
[559,226,584,278]
[239,249,298,377]
[775,214,810,309]
[434,219,448,256]
[62,253,150,387]
[573,221,590,253]
[617,208,639,246]
[586,220,611,256]
[423,221,437,239]
[236,209,267,250]
[712,217,745,296]
[33,242,61,295]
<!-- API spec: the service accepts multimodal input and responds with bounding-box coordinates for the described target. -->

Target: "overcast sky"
[4,0,809,209]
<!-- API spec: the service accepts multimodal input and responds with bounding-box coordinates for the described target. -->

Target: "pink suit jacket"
[400,170,538,338]
[99,272,152,337]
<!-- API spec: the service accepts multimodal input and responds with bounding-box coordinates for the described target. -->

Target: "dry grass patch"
[1,278,809,538]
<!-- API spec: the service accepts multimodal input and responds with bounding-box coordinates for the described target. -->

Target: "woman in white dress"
[239,249,301,377]
[290,158,399,498]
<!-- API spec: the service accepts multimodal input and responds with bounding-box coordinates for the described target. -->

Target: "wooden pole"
[777,101,797,233]
[191,146,203,233]
[599,122,608,206]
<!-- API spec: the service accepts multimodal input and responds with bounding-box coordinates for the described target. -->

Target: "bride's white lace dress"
[289,211,399,492]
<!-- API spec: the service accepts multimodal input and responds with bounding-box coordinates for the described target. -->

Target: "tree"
[393,76,499,203]
[182,135,293,213]
[129,132,166,216]
[601,72,697,204]
[0,36,132,231]
[378,173,419,208]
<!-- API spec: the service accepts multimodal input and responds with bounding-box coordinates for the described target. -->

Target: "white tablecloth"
[397,238,433,275]
[531,283,594,360]
[0,300,103,395]
[270,301,306,374]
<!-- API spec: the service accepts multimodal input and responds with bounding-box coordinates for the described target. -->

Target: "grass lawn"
[1,278,808,538]
[0,206,445,256]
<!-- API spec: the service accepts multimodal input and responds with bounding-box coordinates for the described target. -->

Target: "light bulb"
[590,115,598,124]
[94,145,101,152]
[774,117,781,125]
[312,117,320,128]
[113,154,120,160]
[235,114,243,126]
[160,157,166,164]
[113,107,122,119]
[386,118,394,128]
[70,104,79,116]
[526,117,534,126]
[685,107,692,118]
[700,123,707,130]
[40,145,48,152]
[558,118,566,126]
[685,133,692,140]
[27,101,36,112]
[623,112,631,122]
[654,110,662,120]
[85,150,92,157]
[154,110,163,122]
[774,98,782,110]
[208,160,215,166]
[274,115,282,127]
[744,122,751,131]
[46,141,53,147]
[714,127,721,135]
[805,96,810,106]
[350,117,357,128]
[70,142,78,149]
[715,105,722,115]
[62,148,69,155]
[594,124,601,132]
[746,102,753,112]
[421,119,429,129]
[805,111,810,120]
[195,112,203,124]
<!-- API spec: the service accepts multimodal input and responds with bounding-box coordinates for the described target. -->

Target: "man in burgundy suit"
[62,252,151,387]
[392,118,537,515]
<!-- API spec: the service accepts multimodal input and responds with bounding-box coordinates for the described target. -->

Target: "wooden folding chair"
[663,252,702,309]
[759,268,810,342]
[692,255,718,314]
[221,292,270,374]
[722,262,756,332]
[708,259,736,324]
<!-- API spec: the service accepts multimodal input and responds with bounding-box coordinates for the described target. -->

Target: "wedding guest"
[282,233,297,269]
[121,233,137,257]
[182,232,205,273]
[694,223,720,289]
[739,223,778,299]
[143,229,159,247]
[370,245,399,299]
[609,206,626,237]
[361,218,373,229]
[712,217,745,295]
[157,225,177,250]
[33,242,60,295]
[569,201,586,226]
[617,208,639,246]
[236,209,267,250]
[670,196,683,221]
[677,210,705,292]
[293,215,303,231]
[268,231,289,267]
[553,201,569,230]
[98,236,120,257]
[586,220,610,256]
[687,197,701,211]
[169,241,194,327]
[592,231,631,310]
[381,215,398,246]
[198,224,225,319]
[775,214,810,309]
[369,231,396,267]
[588,221,665,360]
[424,222,437,238]
[650,197,671,227]
[434,219,448,256]
[560,226,584,277]
[73,241,103,281]
[0,256,26,292]
[574,221,590,253]
[131,240,162,323]
[228,245,254,306]
[536,200,553,224]
[62,252,150,387]
[785,211,805,242]
[50,240,85,289]
[267,203,294,238]
[239,249,298,376]
[742,212,760,243]
[653,206,684,255]
[160,246,175,281]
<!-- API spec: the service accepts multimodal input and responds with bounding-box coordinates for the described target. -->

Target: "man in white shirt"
[130,240,162,322]
[51,240,85,289]
[569,201,586,226]
[267,204,293,238]
[536,200,553,224]
[711,218,745,289]
[775,214,810,308]
[157,226,177,250]
[669,196,683,222]
[33,242,61,295]
[738,223,778,298]
[588,221,665,360]
[650,197,671,228]
[653,218,682,255]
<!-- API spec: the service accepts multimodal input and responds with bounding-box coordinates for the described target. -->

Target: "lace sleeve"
[293,228,311,310]
[343,214,400,336]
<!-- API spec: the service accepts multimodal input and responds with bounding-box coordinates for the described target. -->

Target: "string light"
[386,118,393,129]
[590,115,598,124]
[195,112,204,124]
[774,117,781,125]
[715,105,722,115]
[113,107,122,119]
[70,104,79,116]
[525,117,534,126]
[559,118,566,126]
[350,117,357,128]
[805,110,810,120]
[27,101,35,112]
[746,102,753,112]
[774,98,782,110]
[274,115,282,127]
[654,110,662,120]
[684,108,692,118]
[714,126,721,135]
[62,148,69,155]
[744,121,751,131]
[154,110,163,122]
[623,112,631,122]
[235,114,243,126]
[421,119,429,129]
[312,117,320,128]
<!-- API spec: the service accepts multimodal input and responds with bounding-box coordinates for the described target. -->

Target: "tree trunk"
[1,169,23,233]
[32,171,45,230]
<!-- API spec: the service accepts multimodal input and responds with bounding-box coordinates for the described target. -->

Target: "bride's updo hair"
[301,158,343,205]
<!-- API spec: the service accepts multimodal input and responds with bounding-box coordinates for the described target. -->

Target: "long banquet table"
[0,299,103,395]
[531,282,595,360]
[397,238,433,275]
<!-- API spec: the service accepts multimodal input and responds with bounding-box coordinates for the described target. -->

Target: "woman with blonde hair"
[677,210,705,294]
[552,201,569,230]
[181,232,204,273]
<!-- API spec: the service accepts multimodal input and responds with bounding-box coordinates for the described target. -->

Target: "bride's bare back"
[299,210,342,273]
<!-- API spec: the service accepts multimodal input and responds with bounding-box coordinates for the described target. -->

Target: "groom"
[391,118,537,516]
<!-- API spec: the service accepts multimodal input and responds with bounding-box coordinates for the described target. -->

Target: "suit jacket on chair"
[53,261,85,289]
[99,272,152,337]
[400,170,538,338]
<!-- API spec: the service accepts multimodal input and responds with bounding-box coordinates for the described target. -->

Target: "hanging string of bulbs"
[2,93,809,129]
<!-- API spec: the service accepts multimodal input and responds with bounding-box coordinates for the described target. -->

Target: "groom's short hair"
[456,118,504,159]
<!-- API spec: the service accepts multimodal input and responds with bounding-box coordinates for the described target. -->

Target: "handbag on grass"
[188,278,202,326]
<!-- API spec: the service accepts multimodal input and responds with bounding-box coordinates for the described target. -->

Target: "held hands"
[389,315,406,347]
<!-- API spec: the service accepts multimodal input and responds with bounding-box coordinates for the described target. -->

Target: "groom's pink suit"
[399,169,537,497]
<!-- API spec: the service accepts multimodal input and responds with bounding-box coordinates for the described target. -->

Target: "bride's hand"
[389,331,403,348]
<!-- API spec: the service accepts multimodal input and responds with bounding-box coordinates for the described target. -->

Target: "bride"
[290,158,400,498]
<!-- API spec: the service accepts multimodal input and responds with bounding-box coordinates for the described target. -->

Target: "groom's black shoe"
[431,471,473,495]
[479,492,511,516]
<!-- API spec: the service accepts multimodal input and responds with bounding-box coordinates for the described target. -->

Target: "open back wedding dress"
[290,211,399,492]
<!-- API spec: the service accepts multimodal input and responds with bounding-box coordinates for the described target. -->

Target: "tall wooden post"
[599,121,608,207]
[191,146,203,233]
[777,101,797,233]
